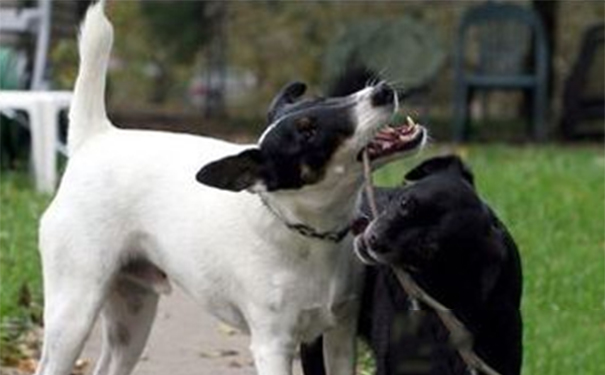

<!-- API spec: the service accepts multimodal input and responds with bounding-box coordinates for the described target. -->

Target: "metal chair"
[560,23,604,140]
[0,0,51,90]
[0,0,72,193]
[453,2,549,141]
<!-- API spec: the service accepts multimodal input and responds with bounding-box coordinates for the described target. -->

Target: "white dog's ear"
[267,81,307,123]
[196,149,266,192]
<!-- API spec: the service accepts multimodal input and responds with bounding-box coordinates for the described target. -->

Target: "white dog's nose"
[371,82,395,107]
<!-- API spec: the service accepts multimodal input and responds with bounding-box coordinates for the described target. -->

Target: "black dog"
[301,155,522,375]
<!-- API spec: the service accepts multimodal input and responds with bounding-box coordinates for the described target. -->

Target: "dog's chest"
[297,293,359,343]
[263,242,363,342]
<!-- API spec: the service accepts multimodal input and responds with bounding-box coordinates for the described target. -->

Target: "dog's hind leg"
[35,210,122,375]
[92,277,159,375]
[34,268,111,375]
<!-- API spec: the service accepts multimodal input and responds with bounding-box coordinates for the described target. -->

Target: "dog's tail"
[68,0,113,154]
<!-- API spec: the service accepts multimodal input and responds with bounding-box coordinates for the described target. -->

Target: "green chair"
[560,23,604,140]
[453,2,549,141]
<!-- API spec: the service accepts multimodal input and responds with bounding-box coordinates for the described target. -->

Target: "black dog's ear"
[267,82,307,123]
[405,155,474,185]
[196,149,266,192]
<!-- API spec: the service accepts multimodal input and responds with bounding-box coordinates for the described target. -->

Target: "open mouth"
[358,115,425,162]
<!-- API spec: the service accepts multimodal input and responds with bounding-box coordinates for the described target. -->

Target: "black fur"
[329,66,379,97]
[257,99,356,190]
[301,155,523,375]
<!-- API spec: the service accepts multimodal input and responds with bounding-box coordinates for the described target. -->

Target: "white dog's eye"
[296,117,317,140]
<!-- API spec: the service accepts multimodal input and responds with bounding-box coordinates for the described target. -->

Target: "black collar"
[259,194,351,243]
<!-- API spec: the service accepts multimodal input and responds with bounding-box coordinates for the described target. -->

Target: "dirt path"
[81,289,304,375]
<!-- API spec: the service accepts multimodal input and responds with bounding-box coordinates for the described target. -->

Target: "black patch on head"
[196,81,358,192]
[329,66,379,96]
[259,102,355,190]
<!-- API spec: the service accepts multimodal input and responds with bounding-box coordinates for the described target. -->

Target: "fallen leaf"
[71,359,90,375]
[199,349,239,358]
[217,323,238,336]
[227,360,243,368]
[16,358,37,373]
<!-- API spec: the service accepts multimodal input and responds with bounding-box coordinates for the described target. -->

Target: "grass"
[0,144,604,374]
[0,172,50,363]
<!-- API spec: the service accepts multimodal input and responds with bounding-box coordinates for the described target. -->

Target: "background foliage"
[46,1,605,126]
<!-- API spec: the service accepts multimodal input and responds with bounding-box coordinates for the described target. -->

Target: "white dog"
[35,3,426,375]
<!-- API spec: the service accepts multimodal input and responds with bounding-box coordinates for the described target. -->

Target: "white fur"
[34,4,405,375]
[68,1,112,153]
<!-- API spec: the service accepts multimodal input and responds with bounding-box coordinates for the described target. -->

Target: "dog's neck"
[259,174,364,241]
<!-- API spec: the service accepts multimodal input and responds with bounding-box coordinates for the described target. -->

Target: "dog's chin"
[353,235,399,267]
[354,235,424,274]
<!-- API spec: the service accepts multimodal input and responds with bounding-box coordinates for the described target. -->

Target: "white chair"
[0,91,71,192]
[0,0,72,193]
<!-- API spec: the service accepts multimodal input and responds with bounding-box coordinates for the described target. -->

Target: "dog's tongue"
[365,115,420,161]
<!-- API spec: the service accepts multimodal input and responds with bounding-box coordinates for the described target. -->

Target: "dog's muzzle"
[354,234,378,265]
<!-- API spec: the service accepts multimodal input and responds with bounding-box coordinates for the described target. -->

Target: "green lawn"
[1,144,604,374]
[0,173,49,363]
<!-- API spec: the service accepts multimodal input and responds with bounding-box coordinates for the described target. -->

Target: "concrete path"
[81,289,304,375]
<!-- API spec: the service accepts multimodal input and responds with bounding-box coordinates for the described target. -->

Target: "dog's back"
[39,2,270,333]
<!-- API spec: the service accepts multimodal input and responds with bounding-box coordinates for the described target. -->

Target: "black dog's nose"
[371,83,395,107]
[366,233,386,253]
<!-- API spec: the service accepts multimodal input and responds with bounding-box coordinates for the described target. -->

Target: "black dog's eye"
[399,197,414,216]
[296,117,317,140]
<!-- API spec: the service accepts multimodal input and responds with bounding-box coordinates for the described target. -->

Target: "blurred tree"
[140,1,212,64]
[322,17,446,93]
[226,2,418,118]
[138,1,213,104]
[203,2,228,119]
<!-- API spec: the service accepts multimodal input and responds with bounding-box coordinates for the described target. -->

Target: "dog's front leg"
[249,334,295,375]
[323,312,358,375]
[249,314,296,375]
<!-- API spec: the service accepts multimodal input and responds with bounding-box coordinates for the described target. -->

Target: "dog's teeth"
[406,116,416,128]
